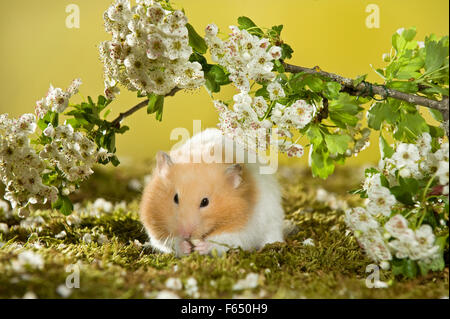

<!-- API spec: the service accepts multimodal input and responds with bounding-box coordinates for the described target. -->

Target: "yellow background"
[0,0,448,166]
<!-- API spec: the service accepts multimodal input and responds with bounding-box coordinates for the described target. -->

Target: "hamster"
[139,128,284,257]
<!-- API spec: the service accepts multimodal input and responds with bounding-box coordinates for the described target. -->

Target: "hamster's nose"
[178,226,193,239]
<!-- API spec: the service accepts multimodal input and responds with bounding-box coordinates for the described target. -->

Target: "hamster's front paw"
[192,239,212,255]
[178,240,192,256]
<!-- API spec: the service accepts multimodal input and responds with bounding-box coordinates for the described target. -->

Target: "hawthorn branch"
[111,87,181,128]
[283,62,449,133]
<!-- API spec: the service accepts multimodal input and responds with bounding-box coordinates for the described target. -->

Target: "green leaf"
[392,259,418,278]
[324,134,351,155]
[237,16,264,36]
[323,82,341,99]
[255,87,269,99]
[398,57,424,72]
[402,27,417,42]
[208,65,229,84]
[303,75,324,92]
[394,111,429,141]
[395,70,421,80]
[367,102,399,130]
[38,111,59,130]
[186,23,207,54]
[310,145,335,179]
[425,36,448,73]
[390,177,419,205]
[110,155,120,167]
[147,94,165,121]
[429,125,445,138]
[404,259,418,278]
[205,65,231,93]
[379,134,394,158]
[189,51,209,69]
[392,33,406,53]
[281,43,293,60]
[306,125,323,145]
[328,93,362,114]
[387,81,419,93]
[270,24,283,36]
[328,93,363,128]
[52,195,73,216]
[428,108,444,122]
[116,125,130,134]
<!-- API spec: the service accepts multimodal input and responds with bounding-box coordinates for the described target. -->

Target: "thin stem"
[111,87,181,127]
[282,62,449,128]
[416,174,436,228]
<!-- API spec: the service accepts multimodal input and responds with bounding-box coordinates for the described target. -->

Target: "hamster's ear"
[155,151,173,177]
[225,164,243,188]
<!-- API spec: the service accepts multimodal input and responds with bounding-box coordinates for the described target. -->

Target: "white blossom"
[165,277,182,290]
[205,25,280,91]
[11,250,44,272]
[100,0,204,98]
[232,273,260,290]
[392,143,420,170]
[366,186,396,216]
[436,160,449,185]
[267,82,285,101]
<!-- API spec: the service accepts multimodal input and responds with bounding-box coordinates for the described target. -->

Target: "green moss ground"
[0,163,448,299]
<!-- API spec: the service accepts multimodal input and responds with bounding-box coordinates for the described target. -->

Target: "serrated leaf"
[328,93,363,128]
[324,82,341,99]
[270,24,283,36]
[324,134,351,155]
[395,111,429,141]
[306,125,323,145]
[281,43,293,60]
[402,27,417,42]
[367,102,399,130]
[186,23,207,54]
[303,75,324,92]
[386,81,419,93]
[425,36,448,73]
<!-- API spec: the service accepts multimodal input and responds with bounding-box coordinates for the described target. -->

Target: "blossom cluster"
[99,0,205,99]
[205,24,281,92]
[35,79,81,119]
[0,114,57,209]
[207,24,316,157]
[1,80,107,212]
[345,133,448,271]
[379,134,449,194]
[39,123,108,183]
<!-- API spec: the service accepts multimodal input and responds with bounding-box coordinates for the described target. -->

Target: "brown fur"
[139,162,257,243]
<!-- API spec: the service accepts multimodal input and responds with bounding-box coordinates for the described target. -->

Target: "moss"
[0,163,448,299]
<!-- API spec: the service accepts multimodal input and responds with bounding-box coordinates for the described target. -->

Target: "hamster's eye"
[174,193,179,204]
[200,197,209,208]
